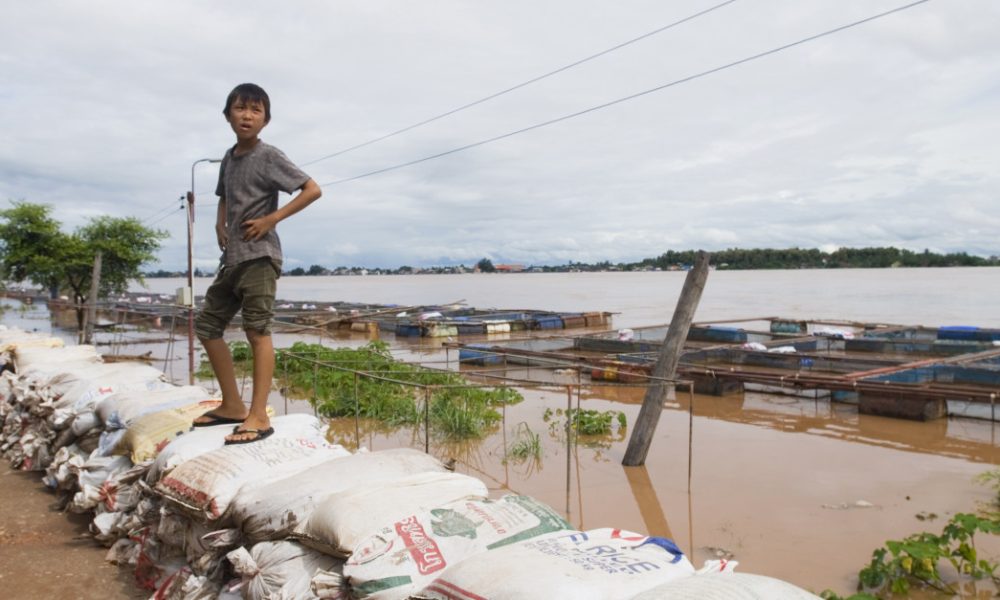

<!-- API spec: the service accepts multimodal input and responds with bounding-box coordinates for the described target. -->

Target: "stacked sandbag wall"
[0,326,821,599]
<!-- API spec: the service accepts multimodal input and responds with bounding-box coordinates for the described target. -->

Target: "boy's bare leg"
[195,337,248,421]
[227,330,274,442]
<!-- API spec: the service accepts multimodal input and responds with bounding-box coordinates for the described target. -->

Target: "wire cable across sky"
[318,0,932,188]
[301,0,740,167]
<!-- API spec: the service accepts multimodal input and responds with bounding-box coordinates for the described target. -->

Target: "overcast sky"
[2,0,997,270]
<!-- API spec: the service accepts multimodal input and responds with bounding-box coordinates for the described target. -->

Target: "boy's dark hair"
[224,83,271,122]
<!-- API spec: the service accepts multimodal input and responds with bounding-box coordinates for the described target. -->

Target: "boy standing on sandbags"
[193,83,322,444]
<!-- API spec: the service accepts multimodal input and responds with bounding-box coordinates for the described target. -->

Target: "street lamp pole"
[187,158,222,384]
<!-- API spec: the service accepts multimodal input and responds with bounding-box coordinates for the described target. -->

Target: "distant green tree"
[288,267,306,276]
[307,264,326,276]
[476,258,496,272]
[62,215,167,329]
[0,202,67,297]
[0,202,166,329]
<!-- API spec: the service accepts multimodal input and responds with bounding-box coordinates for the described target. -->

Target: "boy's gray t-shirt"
[215,141,310,270]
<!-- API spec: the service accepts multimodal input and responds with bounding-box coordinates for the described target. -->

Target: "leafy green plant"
[195,340,253,379]
[229,341,252,362]
[975,469,1000,519]
[505,422,542,462]
[837,513,1000,597]
[276,341,521,438]
[823,469,1000,599]
[543,407,627,436]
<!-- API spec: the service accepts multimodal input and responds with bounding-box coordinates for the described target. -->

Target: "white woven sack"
[113,399,222,463]
[228,541,343,600]
[0,329,63,354]
[630,572,822,599]
[233,447,448,544]
[292,471,489,557]
[52,363,167,411]
[97,385,213,425]
[146,413,323,484]
[48,363,171,428]
[156,435,351,521]
[345,494,572,600]
[13,344,99,375]
[413,528,695,600]
[70,454,133,512]
[95,385,216,456]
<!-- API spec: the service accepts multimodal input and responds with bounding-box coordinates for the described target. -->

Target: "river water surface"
[112,268,999,595]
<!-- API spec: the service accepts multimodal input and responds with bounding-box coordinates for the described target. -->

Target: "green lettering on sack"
[354,575,413,594]
[486,496,572,550]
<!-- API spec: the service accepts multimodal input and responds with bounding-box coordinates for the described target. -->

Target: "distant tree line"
[640,247,998,270]
[144,246,1000,278]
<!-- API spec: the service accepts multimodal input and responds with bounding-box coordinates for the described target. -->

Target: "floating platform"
[451,317,1000,422]
[296,305,614,338]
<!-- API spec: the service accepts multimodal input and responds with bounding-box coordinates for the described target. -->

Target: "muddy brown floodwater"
[4,268,1000,597]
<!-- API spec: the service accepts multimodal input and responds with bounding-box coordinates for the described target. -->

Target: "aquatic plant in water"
[505,422,542,462]
[195,340,252,379]
[275,341,521,439]
[543,407,627,436]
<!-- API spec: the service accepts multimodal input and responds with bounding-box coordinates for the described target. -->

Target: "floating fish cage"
[450,317,1000,422]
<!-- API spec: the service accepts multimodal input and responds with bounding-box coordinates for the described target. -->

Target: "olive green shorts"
[194,257,280,339]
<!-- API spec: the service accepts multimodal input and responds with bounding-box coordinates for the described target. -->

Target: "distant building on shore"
[495,264,525,273]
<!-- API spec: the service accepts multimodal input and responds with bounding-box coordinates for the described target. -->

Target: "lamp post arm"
[186,158,222,384]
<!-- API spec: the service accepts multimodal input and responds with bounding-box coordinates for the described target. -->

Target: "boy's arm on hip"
[272,178,322,224]
[240,179,322,241]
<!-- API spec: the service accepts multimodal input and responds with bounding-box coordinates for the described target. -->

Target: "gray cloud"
[2,0,997,271]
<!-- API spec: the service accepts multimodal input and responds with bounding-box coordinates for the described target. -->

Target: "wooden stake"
[622,251,710,466]
[83,251,102,345]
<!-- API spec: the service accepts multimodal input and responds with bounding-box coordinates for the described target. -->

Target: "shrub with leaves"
[822,512,1000,599]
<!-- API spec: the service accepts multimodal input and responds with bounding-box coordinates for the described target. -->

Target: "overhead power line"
[319,0,931,188]
[145,205,184,228]
[142,200,184,226]
[301,0,740,167]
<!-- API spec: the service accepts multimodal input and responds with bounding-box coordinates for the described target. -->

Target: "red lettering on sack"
[395,516,446,575]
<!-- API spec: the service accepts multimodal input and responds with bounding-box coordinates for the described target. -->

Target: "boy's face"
[226,98,268,142]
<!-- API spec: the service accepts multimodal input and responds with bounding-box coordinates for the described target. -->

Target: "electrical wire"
[142,199,184,226]
[301,0,740,167]
[318,0,932,188]
[145,205,184,228]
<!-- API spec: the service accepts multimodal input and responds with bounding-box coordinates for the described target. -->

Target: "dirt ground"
[0,463,144,600]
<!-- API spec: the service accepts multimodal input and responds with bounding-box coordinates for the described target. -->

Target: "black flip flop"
[192,411,246,428]
[225,426,275,445]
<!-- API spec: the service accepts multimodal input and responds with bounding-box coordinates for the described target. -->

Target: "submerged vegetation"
[276,341,521,439]
[505,422,542,462]
[822,469,1000,599]
[196,340,522,438]
[543,407,627,436]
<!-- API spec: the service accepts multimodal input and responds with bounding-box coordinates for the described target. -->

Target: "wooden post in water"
[83,251,102,345]
[623,251,710,466]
